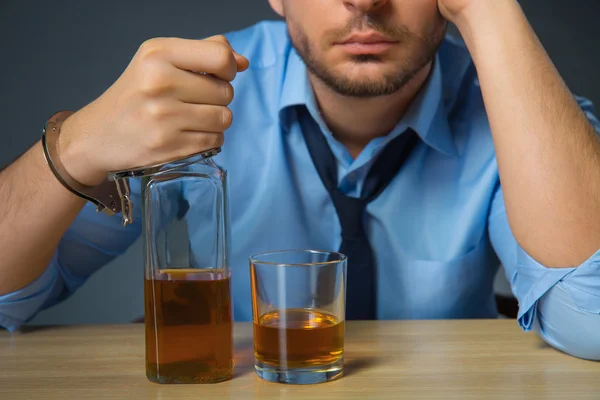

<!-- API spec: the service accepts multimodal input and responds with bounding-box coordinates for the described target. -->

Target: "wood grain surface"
[1,320,598,399]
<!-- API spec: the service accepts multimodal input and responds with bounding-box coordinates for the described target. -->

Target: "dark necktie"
[297,107,419,320]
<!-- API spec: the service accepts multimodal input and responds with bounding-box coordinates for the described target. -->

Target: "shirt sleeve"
[0,180,143,332]
[488,95,600,360]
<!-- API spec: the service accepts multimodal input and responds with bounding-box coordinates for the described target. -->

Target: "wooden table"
[1,320,598,399]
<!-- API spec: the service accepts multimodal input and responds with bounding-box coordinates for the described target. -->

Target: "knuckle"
[140,64,171,96]
[203,133,224,150]
[219,107,233,129]
[138,38,166,61]
[212,34,228,43]
[144,100,171,122]
[146,129,170,151]
[213,43,234,71]
[214,134,225,148]
[207,35,229,46]
[222,82,234,104]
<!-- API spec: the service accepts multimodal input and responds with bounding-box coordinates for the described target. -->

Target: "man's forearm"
[453,0,600,267]
[0,142,85,295]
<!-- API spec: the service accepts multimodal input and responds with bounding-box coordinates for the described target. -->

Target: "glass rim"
[249,249,347,267]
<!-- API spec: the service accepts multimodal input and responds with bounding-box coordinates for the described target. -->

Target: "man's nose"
[342,0,389,13]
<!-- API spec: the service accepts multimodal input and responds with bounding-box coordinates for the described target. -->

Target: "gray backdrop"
[0,0,598,325]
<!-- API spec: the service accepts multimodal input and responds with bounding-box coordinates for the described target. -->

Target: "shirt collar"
[278,45,458,158]
[279,46,310,115]
[404,55,458,157]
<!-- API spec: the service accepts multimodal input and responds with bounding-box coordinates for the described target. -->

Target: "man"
[1,0,599,359]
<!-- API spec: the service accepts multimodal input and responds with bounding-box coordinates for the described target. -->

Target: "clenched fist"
[58,35,249,186]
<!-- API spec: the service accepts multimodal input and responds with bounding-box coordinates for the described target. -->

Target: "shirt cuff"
[0,254,65,332]
[514,246,600,330]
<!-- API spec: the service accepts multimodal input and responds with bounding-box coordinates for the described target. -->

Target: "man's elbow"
[534,283,600,361]
[543,329,600,361]
[538,327,600,361]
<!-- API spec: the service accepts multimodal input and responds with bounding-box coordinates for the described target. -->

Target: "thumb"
[205,35,250,72]
[233,52,250,72]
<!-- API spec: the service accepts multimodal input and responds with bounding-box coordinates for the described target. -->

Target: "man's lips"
[335,33,398,55]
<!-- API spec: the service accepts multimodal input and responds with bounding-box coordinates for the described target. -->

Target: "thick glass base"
[254,357,343,384]
[146,365,232,384]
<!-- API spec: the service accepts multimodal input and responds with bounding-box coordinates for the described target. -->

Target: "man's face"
[270,0,446,97]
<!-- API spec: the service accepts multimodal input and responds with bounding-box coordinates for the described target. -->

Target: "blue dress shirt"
[2,21,599,359]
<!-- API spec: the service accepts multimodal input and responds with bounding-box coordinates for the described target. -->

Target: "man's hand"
[437,0,473,22]
[437,0,496,24]
[439,0,600,268]
[58,35,249,187]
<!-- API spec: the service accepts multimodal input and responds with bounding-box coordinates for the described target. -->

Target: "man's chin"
[307,58,405,97]
[336,61,396,79]
[320,76,402,98]
[330,71,399,93]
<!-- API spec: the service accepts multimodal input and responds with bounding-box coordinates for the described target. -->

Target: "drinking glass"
[250,250,347,384]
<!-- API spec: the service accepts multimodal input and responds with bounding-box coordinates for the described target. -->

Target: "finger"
[204,35,250,72]
[234,52,250,72]
[175,103,233,133]
[160,37,239,81]
[173,69,234,106]
[169,131,225,159]
[184,131,225,151]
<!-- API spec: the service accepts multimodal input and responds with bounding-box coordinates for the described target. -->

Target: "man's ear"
[268,0,285,17]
